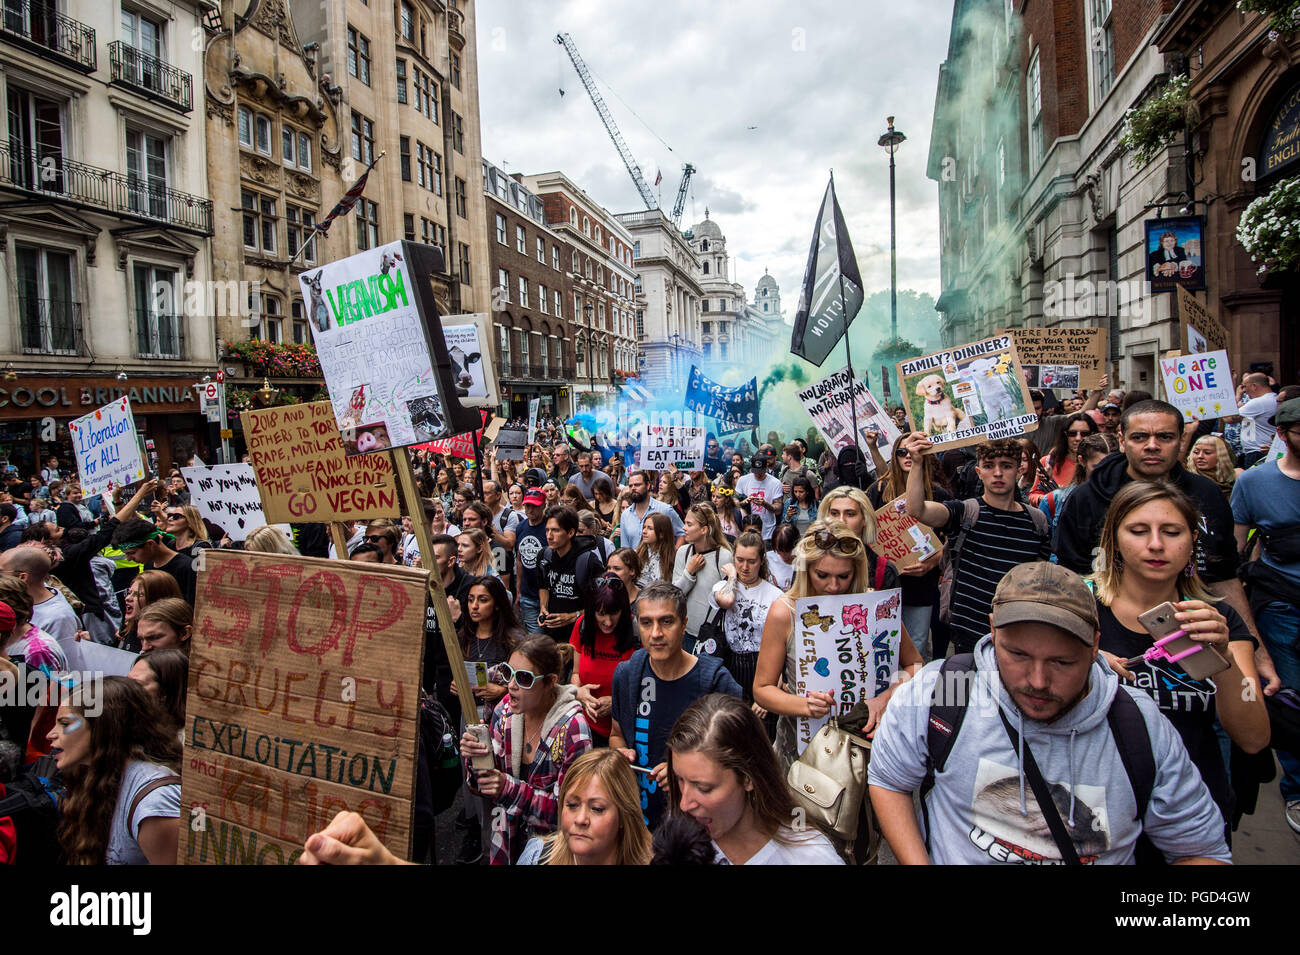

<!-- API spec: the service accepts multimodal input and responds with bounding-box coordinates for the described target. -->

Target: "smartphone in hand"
[1137,602,1231,681]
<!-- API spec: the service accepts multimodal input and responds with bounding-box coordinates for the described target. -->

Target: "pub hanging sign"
[1260,81,1300,179]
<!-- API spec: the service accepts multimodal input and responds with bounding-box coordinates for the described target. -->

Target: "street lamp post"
[669,332,682,390]
[583,300,594,397]
[878,116,906,344]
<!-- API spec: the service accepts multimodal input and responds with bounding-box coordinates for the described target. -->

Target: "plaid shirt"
[467,692,593,865]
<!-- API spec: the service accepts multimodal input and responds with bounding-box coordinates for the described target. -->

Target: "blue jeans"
[1258,600,1300,800]
[902,603,932,661]
[518,596,540,635]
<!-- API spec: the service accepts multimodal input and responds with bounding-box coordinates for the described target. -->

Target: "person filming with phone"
[1090,481,1269,845]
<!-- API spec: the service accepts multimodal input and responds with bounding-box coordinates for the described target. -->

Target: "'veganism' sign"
[243,401,398,524]
[67,396,146,495]
[181,551,426,864]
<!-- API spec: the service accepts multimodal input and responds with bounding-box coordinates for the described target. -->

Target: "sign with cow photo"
[440,312,499,410]
[896,335,1037,452]
[298,241,480,457]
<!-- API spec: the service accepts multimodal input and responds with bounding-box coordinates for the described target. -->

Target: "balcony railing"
[135,309,186,360]
[19,297,87,356]
[446,6,465,48]
[109,42,193,112]
[500,358,568,381]
[0,143,213,235]
[0,0,96,72]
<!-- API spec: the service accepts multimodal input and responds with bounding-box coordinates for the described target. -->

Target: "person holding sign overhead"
[754,519,921,773]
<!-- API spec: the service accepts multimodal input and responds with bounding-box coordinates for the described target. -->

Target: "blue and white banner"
[684,367,758,426]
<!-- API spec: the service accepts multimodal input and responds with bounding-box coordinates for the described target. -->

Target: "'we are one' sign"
[1159,350,1236,421]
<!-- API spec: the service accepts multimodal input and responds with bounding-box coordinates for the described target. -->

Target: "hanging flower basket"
[223,339,322,378]
[1119,75,1198,169]
[1236,174,1300,275]
[1237,0,1300,35]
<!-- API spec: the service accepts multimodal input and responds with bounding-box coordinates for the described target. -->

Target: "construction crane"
[670,163,695,226]
[555,33,695,225]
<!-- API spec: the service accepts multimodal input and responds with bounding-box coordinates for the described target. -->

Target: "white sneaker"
[1287,799,1300,836]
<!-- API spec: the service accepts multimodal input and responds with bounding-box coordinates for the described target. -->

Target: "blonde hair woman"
[244,525,300,555]
[457,528,494,577]
[753,519,921,771]
[816,486,879,546]
[1186,434,1241,499]
[517,749,653,865]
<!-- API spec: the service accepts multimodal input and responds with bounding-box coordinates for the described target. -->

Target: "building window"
[636,310,644,337]
[1090,0,1114,103]
[597,266,604,286]
[554,290,563,318]
[552,245,560,270]
[417,142,435,190]
[569,207,577,225]
[355,198,379,250]
[287,205,317,263]
[518,276,528,308]
[499,323,510,368]
[454,178,467,218]
[404,212,415,242]
[400,1,415,42]
[703,260,710,275]
[582,216,590,235]
[497,268,509,300]
[351,111,374,164]
[452,113,464,154]
[15,245,76,354]
[518,329,529,367]
[396,58,407,104]
[537,237,545,263]
[283,127,312,171]
[459,243,470,285]
[238,105,252,147]
[125,127,168,219]
[539,285,548,313]
[703,321,711,336]
[496,213,507,244]
[400,136,411,181]
[413,66,435,121]
[291,300,309,344]
[250,294,283,344]
[540,335,549,370]
[131,263,182,358]
[634,275,642,294]
[516,225,526,253]
[1027,50,1043,170]
[450,52,462,89]
[432,151,443,195]
[347,26,371,85]
[633,240,641,257]
[242,190,276,253]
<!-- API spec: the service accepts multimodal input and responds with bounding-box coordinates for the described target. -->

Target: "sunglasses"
[365,535,388,544]
[500,662,542,690]
[164,512,184,520]
[1066,429,1092,437]
[811,528,864,557]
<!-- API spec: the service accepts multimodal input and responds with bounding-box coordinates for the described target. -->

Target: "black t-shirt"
[149,552,196,605]
[539,542,604,639]
[867,482,951,606]
[1096,600,1254,828]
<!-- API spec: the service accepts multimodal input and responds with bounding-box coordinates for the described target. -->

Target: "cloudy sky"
[475,0,954,325]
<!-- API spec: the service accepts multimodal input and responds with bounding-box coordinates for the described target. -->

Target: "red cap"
[523,489,546,507]
[0,601,15,632]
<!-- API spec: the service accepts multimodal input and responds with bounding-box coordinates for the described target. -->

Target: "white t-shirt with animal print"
[710,577,784,654]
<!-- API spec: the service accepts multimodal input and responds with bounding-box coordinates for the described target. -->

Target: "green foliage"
[1236,175,1300,275]
[869,337,924,407]
[224,339,322,378]
[1119,75,1197,169]
[1237,0,1300,34]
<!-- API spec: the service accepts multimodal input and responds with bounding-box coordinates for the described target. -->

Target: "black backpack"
[919,654,1156,862]
[0,754,62,865]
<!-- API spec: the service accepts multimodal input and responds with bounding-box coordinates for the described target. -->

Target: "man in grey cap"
[869,561,1231,865]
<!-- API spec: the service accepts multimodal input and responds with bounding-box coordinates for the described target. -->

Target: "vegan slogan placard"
[1003,326,1108,389]
[871,495,941,570]
[636,424,706,470]
[792,590,903,753]
[897,335,1037,452]
[182,464,270,542]
[1158,350,1236,422]
[68,397,146,495]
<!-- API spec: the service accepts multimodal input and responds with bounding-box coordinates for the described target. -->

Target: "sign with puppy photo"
[896,335,1037,452]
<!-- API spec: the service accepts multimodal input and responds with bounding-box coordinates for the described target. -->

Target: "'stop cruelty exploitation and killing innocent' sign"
[67,396,146,495]
[242,401,398,524]
[897,336,1037,452]
[180,550,426,865]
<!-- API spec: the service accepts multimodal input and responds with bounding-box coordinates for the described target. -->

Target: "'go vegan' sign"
[1159,350,1236,421]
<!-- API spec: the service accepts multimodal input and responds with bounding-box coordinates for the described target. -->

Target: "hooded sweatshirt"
[472,683,593,865]
[1053,452,1238,582]
[868,636,1231,864]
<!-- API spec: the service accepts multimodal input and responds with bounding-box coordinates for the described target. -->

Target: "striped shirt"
[941,498,1050,653]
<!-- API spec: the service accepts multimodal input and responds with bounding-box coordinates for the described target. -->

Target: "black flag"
[789,177,864,367]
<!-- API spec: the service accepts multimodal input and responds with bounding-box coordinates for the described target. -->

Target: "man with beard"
[869,562,1230,865]
[618,469,683,551]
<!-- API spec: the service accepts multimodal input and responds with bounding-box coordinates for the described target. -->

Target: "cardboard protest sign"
[181,550,425,864]
[243,401,397,524]
[527,397,540,445]
[684,367,758,427]
[637,424,706,470]
[792,591,903,753]
[1003,326,1107,389]
[300,241,479,457]
[182,464,268,541]
[897,335,1037,452]
[67,396,146,495]
[798,367,901,459]
[871,495,941,570]
[1158,350,1236,422]
[441,313,500,409]
[1177,285,1228,355]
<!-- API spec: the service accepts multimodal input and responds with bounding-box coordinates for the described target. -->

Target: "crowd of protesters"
[2,369,1298,867]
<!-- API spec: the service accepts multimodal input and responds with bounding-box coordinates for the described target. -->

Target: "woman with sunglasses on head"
[48,676,182,864]
[517,749,653,865]
[866,439,948,659]
[754,519,922,773]
[667,693,841,865]
[1030,412,1098,505]
[459,635,593,865]
[569,575,638,747]
[1091,481,1267,845]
